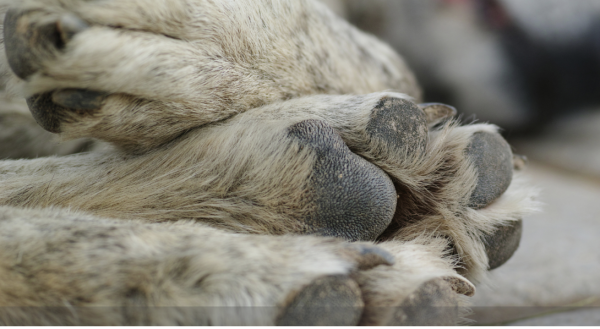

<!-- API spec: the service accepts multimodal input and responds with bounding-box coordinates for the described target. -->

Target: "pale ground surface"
[467,110,600,325]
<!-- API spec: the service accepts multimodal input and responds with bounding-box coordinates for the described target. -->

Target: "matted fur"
[0,0,540,325]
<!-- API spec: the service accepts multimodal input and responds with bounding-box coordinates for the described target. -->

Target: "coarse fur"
[1,0,420,153]
[0,0,540,325]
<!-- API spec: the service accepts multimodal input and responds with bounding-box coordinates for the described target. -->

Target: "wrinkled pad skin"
[466,131,514,209]
[366,97,428,157]
[484,219,523,270]
[288,120,397,241]
[276,275,363,326]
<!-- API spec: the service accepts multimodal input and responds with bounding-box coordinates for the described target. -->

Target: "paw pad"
[277,275,363,326]
[289,120,397,241]
[389,278,459,326]
[366,97,428,157]
[4,10,89,80]
[466,131,513,209]
[484,219,523,270]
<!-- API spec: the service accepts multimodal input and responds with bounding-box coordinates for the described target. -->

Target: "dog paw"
[364,97,536,279]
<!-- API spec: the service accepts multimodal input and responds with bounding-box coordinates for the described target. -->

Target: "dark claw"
[466,131,514,209]
[353,244,395,270]
[52,89,108,111]
[484,219,523,270]
[277,275,363,326]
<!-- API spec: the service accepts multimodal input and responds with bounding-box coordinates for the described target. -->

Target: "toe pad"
[484,219,523,270]
[466,131,513,209]
[276,275,363,326]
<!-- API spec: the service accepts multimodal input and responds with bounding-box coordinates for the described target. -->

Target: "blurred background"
[323,0,600,325]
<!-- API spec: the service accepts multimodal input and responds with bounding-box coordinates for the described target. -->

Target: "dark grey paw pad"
[366,97,428,157]
[466,131,514,209]
[390,278,459,326]
[288,120,397,242]
[276,275,363,326]
[26,89,107,134]
[5,10,103,134]
[4,10,89,80]
[484,219,523,270]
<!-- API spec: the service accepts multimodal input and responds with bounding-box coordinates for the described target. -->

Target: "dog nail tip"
[57,14,89,44]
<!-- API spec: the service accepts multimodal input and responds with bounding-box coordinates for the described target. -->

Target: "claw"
[353,244,395,270]
[419,103,457,127]
[57,14,89,45]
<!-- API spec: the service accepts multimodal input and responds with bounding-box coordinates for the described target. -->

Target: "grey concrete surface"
[507,308,600,326]
[468,162,600,324]
[467,110,600,325]
[512,110,600,178]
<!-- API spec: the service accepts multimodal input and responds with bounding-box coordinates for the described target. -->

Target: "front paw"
[2,3,211,151]
[365,97,538,280]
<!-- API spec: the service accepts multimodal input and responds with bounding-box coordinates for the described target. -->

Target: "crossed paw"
[0,0,538,325]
